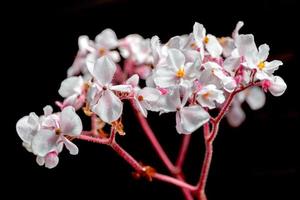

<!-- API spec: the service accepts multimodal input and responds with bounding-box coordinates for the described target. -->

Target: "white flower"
[193,22,223,58]
[200,62,237,92]
[263,76,287,96]
[226,87,266,127]
[16,106,82,168]
[196,84,225,109]
[58,76,85,109]
[126,74,160,117]
[32,106,82,157]
[159,87,210,134]
[16,112,40,152]
[153,49,200,88]
[87,56,132,123]
[119,34,152,64]
[235,34,283,80]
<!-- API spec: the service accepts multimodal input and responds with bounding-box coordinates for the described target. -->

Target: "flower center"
[103,86,107,90]
[203,36,209,44]
[98,48,106,56]
[202,92,210,99]
[138,95,144,101]
[258,61,265,70]
[176,67,185,78]
[55,128,61,135]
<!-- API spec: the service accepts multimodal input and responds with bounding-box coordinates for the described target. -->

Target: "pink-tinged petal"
[58,76,84,98]
[134,99,148,117]
[232,21,244,39]
[43,105,53,116]
[159,88,181,113]
[193,22,206,46]
[78,35,94,53]
[235,34,258,61]
[264,60,283,74]
[32,129,59,157]
[268,76,287,96]
[44,152,59,169]
[95,28,118,49]
[110,84,132,93]
[138,87,160,102]
[177,105,210,134]
[86,53,97,75]
[136,65,152,80]
[153,67,177,88]
[222,76,237,92]
[60,106,83,136]
[93,90,123,123]
[16,112,39,144]
[151,35,161,66]
[167,36,181,49]
[36,156,45,166]
[167,49,185,70]
[126,74,140,87]
[175,111,185,134]
[257,44,270,62]
[206,34,223,58]
[93,56,116,85]
[226,101,245,127]
[108,51,121,62]
[62,137,79,155]
[246,87,266,110]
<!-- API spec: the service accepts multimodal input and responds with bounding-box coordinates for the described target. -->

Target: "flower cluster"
[16,21,286,169]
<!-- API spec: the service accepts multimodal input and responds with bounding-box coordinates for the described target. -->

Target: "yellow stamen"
[202,92,210,99]
[138,95,144,101]
[258,61,266,70]
[98,48,106,56]
[55,128,61,135]
[218,37,227,46]
[176,67,185,78]
[203,36,209,44]
[190,42,197,48]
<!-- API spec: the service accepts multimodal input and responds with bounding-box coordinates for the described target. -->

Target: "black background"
[4,0,299,199]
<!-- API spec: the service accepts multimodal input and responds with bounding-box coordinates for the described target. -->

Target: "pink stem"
[176,134,192,169]
[195,80,262,199]
[91,114,98,136]
[130,100,177,173]
[110,141,144,172]
[130,100,193,199]
[153,173,197,191]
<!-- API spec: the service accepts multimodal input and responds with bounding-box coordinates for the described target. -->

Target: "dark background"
[4,0,299,199]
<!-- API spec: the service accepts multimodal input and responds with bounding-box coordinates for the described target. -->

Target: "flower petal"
[95,28,118,49]
[176,105,210,134]
[16,112,40,144]
[93,56,116,85]
[58,76,84,98]
[60,106,83,136]
[138,87,160,102]
[257,44,270,62]
[226,101,245,127]
[246,87,266,110]
[32,129,59,157]
[153,67,177,88]
[93,90,123,123]
[268,76,287,96]
[126,74,140,87]
[110,84,132,93]
[206,34,223,58]
[167,49,185,70]
[44,152,59,169]
[62,137,79,155]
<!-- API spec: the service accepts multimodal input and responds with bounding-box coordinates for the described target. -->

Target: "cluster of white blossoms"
[16,21,287,168]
